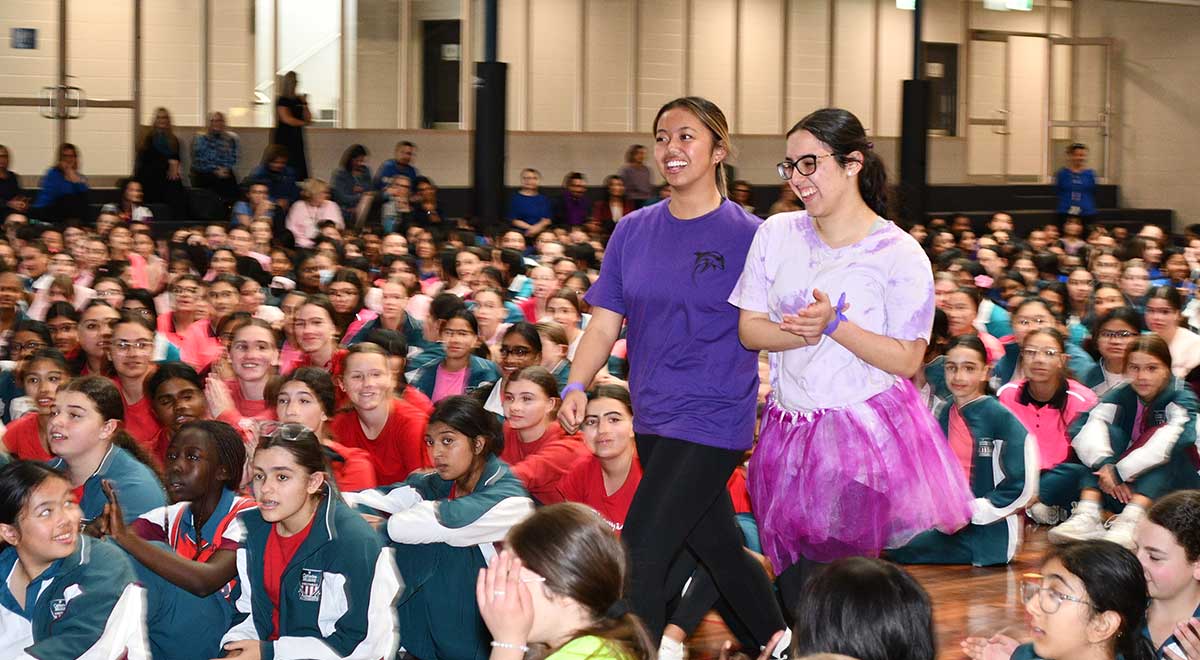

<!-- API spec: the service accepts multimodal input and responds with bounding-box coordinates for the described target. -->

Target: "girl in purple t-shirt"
[730,108,973,613]
[559,97,788,658]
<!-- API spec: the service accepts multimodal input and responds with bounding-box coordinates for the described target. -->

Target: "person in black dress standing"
[273,71,311,181]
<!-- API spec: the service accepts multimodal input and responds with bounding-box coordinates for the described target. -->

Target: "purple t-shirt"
[585,199,760,450]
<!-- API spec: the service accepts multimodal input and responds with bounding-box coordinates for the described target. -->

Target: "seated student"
[476,504,657,660]
[158,275,223,372]
[889,335,1037,567]
[45,301,80,357]
[3,349,69,462]
[546,288,586,361]
[283,294,343,374]
[100,420,256,660]
[964,541,1153,660]
[330,343,428,485]
[915,309,952,411]
[769,557,933,660]
[518,264,557,323]
[1049,335,1200,549]
[412,309,501,402]
[120,287,184,364]
[219,424,401,660]
[73,300,120,377]
[48,375,165,527]
[944,286,1005,363]
[992,297,1097,389]
[996,328,1099,525]
[208,319,280,421]
[326,268,377,343]
[1079,307,1142,396]
[366,328,433,415]
[1144,285,1200,381]
[0,320,54,424]
[275,367,377,493]
[111,312,165,460]
[500,366,588,505]
[472,286,514,350]
[346,278,432,352]
[483,323,544,419]
[535,320,572,389]
[346,396,533,660]
[0,461,150,659]
[966,491,1200,660]
[406,292,470,372]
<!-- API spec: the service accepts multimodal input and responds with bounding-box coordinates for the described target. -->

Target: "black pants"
[625,433,785,647]
[192,170,240,206]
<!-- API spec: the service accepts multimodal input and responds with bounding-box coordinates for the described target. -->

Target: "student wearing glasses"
[110,312,166,460]
[483,323,543,419]
[158,274,222,372]
[1079,307,1142,396]
[120,287,183,364]
[991,297,1097,390]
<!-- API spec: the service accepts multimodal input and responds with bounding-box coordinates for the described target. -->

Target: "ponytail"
[788,108,889,218]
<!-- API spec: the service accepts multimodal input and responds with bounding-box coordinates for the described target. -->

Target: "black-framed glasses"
[777,153,838,180]
[1099,330,1137,340]
[499,346,533,358]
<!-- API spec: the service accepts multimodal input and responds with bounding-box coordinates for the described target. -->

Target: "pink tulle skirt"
[750,378,973,572]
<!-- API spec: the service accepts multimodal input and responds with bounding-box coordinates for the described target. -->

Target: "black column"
[471,0,506,236]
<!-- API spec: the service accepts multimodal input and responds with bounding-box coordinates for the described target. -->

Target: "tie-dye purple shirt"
[728,211,934,413]
[585,199,760,450]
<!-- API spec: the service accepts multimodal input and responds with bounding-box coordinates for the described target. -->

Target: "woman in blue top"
[46,375,165,530]
[32,144,88,223]
[509,168,554,237]
[0,461,149,659]
[558,96,788,656]
[1056,143,1098,222]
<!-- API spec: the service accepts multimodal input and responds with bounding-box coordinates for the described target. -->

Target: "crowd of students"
[0,93,1196,660]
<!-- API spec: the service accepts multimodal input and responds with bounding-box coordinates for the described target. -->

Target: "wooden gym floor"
[689,524,1049,659]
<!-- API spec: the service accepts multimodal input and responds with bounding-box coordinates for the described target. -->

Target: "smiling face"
[1135,518,1200,601]
[78,305,119,359]
[1022,332,1066,385]
[341,351,394,414]
[546,297,580,330]
[0,476,81,568]
[230,325,279,384]
[782,129,862,219]
[944,345,989,402]
[22,358,67,416]
[654,107,725,196]
[152,377,207,434]
[276,380,329,434]
[1127,350,1171,401]
[163,427,225,504]
[424,420,484,482]
[499,334,539,380]
[441,318,477,361]
[581,396,634,461]
[110,321,155,380]
[294,303,335,354]
[503,378,555,432]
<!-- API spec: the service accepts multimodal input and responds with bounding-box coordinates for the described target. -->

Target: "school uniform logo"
[49,598,68,620]
[299,569,323,602]
[978,440,995,458]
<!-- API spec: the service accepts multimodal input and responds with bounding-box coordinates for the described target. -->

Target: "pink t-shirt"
[431,364,468,402]
[948,406,975,480]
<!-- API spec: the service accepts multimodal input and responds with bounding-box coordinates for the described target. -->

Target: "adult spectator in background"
[767,182,800,215]
[272,70,311,180]
[555,171,590,228]
[107,177,154,223]
[412,176,446,235]
[331,143,373,225]
[134,107,188,221]
[0,145,28,214]
[618,143,653,205]
[374,140,418,189]
[32,143,88,223]
[366,174,413,235]
[730,179,755,215]
[1056,143,1097,223]
[190,111,240,205]
[230,180,274,227]
[509,168,553,237]
[592,174,635,236]
[286,179,342,249]
[246,144,300,225]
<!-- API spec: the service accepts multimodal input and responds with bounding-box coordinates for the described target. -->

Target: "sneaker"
[659,637,687,660]
[1027,502,1066,526]
[1047,502,1104,543]
[1102,504,1145,550]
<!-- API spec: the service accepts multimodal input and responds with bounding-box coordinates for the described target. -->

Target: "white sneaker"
[1027,502,1066,525]
[1047,502,1104,543]
[659,637,687,660]
[1102,504,1145,550]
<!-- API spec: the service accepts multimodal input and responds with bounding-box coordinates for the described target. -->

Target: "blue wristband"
[823,292,849,336]
[563,382,586,396]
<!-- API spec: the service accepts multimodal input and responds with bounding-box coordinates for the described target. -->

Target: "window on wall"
[278,0,342,127]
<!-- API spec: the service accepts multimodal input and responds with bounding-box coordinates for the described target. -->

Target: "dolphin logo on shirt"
[692,251,726,283]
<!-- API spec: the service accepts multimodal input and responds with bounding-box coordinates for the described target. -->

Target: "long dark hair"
[792,557,935,660]
[945,334,993,396]
[788,108,888,218]
[507,503,655,660]
[429,395,503,455]
[1043,541,1155,660]
[0,461,71,546]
